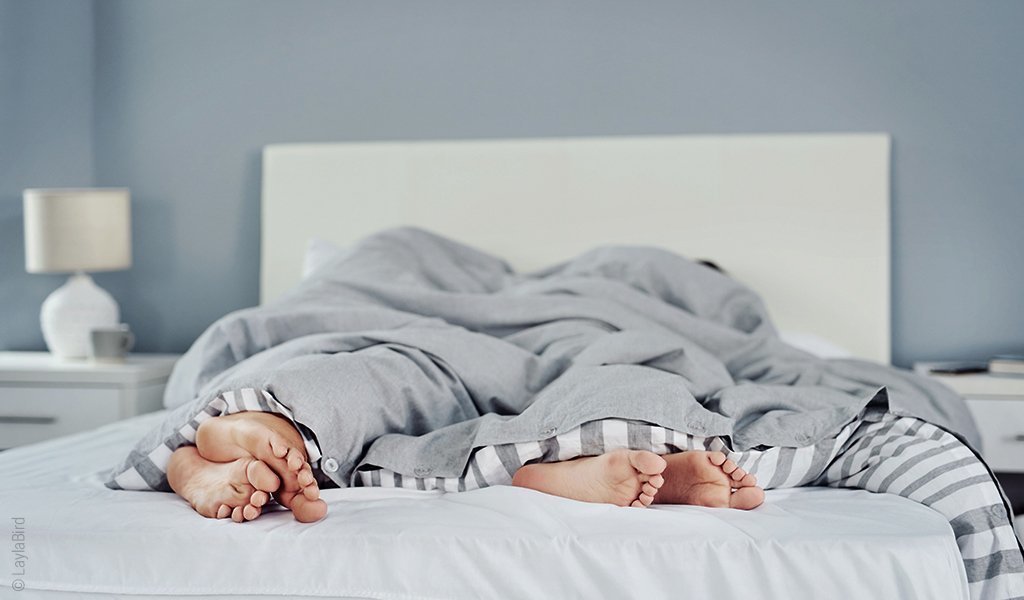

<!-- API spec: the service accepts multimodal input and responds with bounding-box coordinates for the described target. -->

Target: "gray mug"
[89,325,135,362]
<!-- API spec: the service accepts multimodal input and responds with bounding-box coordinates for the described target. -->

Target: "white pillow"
[779,331,853,359]
[302,238,348,279]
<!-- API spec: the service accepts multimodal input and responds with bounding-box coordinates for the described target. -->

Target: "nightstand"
[914,363,1024,474]
[0,352,179,449]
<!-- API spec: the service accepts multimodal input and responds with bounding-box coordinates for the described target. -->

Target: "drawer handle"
[0,415,57,425]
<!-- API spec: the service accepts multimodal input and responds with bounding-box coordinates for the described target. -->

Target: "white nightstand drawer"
[967,398,1024,473]
[0,353,178,449]
[0,386,121,448]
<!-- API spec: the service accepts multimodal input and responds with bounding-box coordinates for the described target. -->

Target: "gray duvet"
[111,227,979,490]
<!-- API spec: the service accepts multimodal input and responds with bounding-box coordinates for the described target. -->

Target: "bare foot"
[654,451,764,509]
[195,412,328,523]
[167,446,279,522]
[512,449,668,507]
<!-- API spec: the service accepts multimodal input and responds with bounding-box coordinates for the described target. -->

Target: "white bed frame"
[262,134,890,363]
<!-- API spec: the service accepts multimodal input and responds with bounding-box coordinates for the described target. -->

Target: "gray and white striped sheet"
[821,415,1023,600]
[107,388,322,491]
[358,411,1024,600]
[354,413,861,492]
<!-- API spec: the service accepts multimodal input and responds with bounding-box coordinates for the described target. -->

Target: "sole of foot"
[655,450,764,509]
[195,412,328,522]
[167,446,279,522]
[512,449,668,507]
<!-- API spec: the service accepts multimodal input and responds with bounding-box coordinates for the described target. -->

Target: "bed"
[1,412,966,599]
[0,134,976,599]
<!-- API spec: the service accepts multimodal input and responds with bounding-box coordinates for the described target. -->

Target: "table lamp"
[23,188,132,359]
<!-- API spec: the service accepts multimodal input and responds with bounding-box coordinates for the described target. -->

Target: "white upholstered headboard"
[262,134,890,363]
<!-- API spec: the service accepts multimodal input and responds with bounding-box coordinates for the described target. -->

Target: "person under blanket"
[120,228,1021,599]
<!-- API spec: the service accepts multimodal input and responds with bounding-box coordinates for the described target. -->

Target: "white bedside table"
[914,362,1024,474]
[0,352,179,449]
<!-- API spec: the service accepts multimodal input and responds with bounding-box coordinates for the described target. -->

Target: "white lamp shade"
[24,188,132,273]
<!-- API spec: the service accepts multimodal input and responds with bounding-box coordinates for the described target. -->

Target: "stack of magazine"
[989,355,1024,376]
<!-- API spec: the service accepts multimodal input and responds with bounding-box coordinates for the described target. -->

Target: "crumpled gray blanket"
[110,227,979,490]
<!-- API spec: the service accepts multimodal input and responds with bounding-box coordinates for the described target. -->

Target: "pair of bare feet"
[168,412,763,523]
[167,412,328,523]
[512,449,765,510]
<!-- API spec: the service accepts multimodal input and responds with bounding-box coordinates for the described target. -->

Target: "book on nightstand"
[989,355,1024,376]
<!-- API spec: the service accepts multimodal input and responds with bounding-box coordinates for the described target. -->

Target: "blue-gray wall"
[0,0,95,348]
[3,1,1023,367]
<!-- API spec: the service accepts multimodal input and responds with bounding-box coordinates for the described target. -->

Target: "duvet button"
[414,466,432,477]
[323,457,340,473]
[541,426,558,436]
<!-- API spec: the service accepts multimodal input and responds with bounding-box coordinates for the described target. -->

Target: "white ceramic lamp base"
[40,273,119,359]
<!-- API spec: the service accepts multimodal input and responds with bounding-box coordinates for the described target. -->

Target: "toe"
[279,490,328,523]
[647,474,665,489]
[628,451,667,475]
[216,504,231,519]
[242,504,261,521]
[638,492,654,506]
[250,490,269,507]
[642,483,659,497]
[302,482,320,501]
[246,459,282,492]
[707,451,727,466]
[730,486,765,510]
[730,466,748,482]
[720,459,738,475]
[296,463,320,500]
[285,448,305,471]
[631,499,644,508]
[738,473,758,487]
[231,506,245,523]
[296,498,328,523]
[268,433,291,459]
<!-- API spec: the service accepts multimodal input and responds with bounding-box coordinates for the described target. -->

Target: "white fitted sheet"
[0,411,968,600]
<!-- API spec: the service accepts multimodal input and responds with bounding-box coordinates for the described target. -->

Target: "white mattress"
[1,411,969,600]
